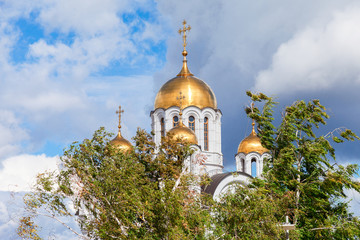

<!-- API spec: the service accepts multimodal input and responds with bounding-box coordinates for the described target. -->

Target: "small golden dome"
[237,122,269,155]
[109,105,132,152]
[110,132,132,152]
[167,120,198,145]
[154,51,217,110]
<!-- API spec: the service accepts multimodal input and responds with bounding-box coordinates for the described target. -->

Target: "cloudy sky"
[1,0,360,238]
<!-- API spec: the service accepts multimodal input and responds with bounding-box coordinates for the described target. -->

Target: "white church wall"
[151,106,224,176]
[183,107,201,141]
[235,152,268,177]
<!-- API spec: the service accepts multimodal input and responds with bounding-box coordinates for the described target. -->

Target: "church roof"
[110,132,132,152]
[110,106,132,152]
[167,120,198,145]
[202,171,252,196]
[154,21,217,110]
[237,121,269,155]
[154,71,217,110]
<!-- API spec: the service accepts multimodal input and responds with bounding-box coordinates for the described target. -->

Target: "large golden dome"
[167,119,198,145]
[110,132,132,152]
[154,51,217,110]
[237,122,269,155]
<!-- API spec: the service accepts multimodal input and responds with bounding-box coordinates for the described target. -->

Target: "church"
[110,21,270,200]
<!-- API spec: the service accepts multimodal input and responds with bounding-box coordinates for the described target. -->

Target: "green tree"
[211,183,288,239]
[18,128,211,239]
[244,92,360,239]
[18,93,360,240]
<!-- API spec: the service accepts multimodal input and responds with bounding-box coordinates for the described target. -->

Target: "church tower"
[235,120,270,177]
[150,21,223,176]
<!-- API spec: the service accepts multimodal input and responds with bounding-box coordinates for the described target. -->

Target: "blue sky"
[1,0,360,238]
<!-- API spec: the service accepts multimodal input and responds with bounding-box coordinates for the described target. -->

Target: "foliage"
[17,216,41,240]
[212,184,289,239]
[244,91,360,239]
[17,92,360,239]
[18,128,211,239]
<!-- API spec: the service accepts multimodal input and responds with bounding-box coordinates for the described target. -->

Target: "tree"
[18,93,360,239]
[210,92,360,239]
[211,183,288,239]
[243,91,360,239]
[18,128,211,239]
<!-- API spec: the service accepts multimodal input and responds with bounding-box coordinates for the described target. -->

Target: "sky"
[1,0,360,238]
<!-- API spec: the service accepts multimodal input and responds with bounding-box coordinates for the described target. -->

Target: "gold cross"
[250,102,255,133]
[178,20,191,51]
[176,92,186,125]
[116,105,124,131]
[176,91,186,111]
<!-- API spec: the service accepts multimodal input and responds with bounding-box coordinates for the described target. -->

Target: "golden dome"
[167,111,198,145]
[168,123,198,145]
[110,132,132,152]
[237,122,269,155]
[154,51,217,110]
[109,105,132,152]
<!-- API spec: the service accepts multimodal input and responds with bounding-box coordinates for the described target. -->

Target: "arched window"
[204,117,209,151]
[241,158,245,172]
[251,158,257,177]
[160,118,165,137]
[173,116,179,127]
[188,116,195,131]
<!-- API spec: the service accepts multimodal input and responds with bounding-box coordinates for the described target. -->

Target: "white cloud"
[36,0,129,36]
[0,0,165,157]
[0,110,29,160]
[254,6,360,94]
[85,75,155,137]
[0,219,17,239]
[0,202,9,223]
[0,191,81,239]
[0,154,59,192]
[346,188,360,216]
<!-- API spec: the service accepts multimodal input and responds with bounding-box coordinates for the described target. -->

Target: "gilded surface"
[155,20,216,110]
[237,129,269,155]
[110,132,133,152]
[178,20,191,50]
[168,124,198,145]
[154,74,217,110]
[110,105,132,152]
[166,90,198,145]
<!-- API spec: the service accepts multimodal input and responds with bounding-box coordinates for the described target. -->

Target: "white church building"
[111,21,271,200]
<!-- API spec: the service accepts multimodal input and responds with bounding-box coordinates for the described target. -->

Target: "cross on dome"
[110,105,132,152]
[153,21,217,110]
[250,102,256,134]
[176,91,186,125]
[178,20,191,52]
[116,105,124,133]
[251,119,256,135]
[177,20,193,76]
[176,91,186,111]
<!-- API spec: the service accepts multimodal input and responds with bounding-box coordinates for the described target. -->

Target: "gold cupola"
[110,106,132,152]
[237,120,269,155]
[154,20,217,110]
[167,92,198,145]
